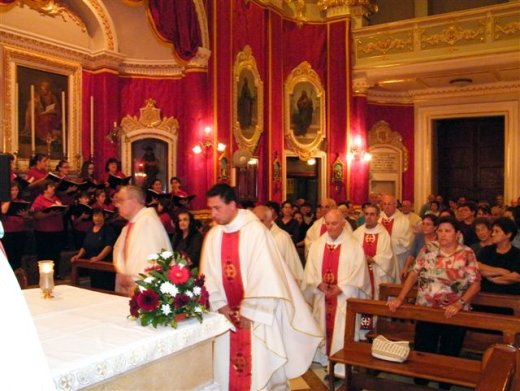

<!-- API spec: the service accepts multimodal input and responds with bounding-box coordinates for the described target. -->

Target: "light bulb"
[192,145,202,154]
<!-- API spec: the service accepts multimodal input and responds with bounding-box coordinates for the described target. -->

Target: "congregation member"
[388,216,481,390]
[304,208,370,376]
[380,194,414,274]
[457,201,478,246]
[477,217,520,295]
[401,214,439,281]
[470,217,493,254]
[112,185,172,296]
[31,180,66,278]
[401,199,422,233]
[418,193,435,218]
[275,200,300,241]
[202,183,322,391]
[172,210,203,269]
[71,208,116,291]
[337,201,358,231]
[353,204,398,300]
[1,182,30,270]
[254,205,304,285]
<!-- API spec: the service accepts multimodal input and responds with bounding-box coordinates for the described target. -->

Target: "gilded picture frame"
[284,62,325,161]
[3,47,82,171]
[233,45,264,154]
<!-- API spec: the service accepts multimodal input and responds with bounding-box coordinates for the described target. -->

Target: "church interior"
[1,0,520,390]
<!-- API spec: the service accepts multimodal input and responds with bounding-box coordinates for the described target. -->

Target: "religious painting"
[131,139,168,190]
[4,47,82,171]
[233,45,264,153]
[284,62,325,161]
[17,66,68,159]
[332,155,345,183]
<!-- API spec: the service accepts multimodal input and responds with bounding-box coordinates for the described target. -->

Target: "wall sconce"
[192,126,226,154]
[106,121,121,144]
[38,260,55,299]
[347,135,372,163]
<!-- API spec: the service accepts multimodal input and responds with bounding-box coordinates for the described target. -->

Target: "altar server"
[379,194,414,274]
[253,205,304,285]
[303,208,371,372]
[201,184,322,391]
[0,244,54,390]
[112,185,172,296]
[353,203,398,300]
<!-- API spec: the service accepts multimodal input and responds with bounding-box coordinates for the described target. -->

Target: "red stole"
[322,243,340,355]
[361,233,379,331]
[221,231,252,391]
[381,217,394,235]
[320,222,327,236]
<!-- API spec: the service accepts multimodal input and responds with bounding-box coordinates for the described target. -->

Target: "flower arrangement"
[129,250,209,328]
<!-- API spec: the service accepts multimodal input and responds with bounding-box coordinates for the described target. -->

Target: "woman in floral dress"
[388,216,481,389]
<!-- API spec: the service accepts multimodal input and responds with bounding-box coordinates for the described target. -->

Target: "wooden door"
[435,116,504,202]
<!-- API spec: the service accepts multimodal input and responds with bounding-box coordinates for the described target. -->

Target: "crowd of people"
[2,153,520,388]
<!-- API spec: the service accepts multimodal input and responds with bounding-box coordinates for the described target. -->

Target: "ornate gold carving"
[121,99,179,132]
[233,45,264,154]
[284,61,326,161]
[368,120,408,172]
[317,0,378,13]
[17,0,87,32]
[3,46,82,171]
[284,0,306,26]
[357,33,413,55]
[421,24,484,48]
[495,19,520,40]
[87,0,116,51]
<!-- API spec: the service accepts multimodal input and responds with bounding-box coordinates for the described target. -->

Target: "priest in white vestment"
[201,184,322,391]
[304,198,352,258]
[353,204,398,300]
[253,205,304,285]
[303,209,371,372]
[0,240,54,390]
[379,194,414,274]
[113,186,172,296]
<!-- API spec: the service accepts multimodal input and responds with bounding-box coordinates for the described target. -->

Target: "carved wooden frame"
[232,45,264,153]
[284,61,325,161]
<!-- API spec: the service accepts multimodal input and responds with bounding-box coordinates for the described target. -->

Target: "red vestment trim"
[322,244,340,355]
[361,233,379,330]
[221,231,252,391]
[319,223,327,236]
[381,218,394,235]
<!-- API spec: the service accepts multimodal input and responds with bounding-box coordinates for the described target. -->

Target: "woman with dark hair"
[156,197,175,240]
[275,200,299,242]
[71,209,116,290]
[1,182,30,270]
[25,153,49,200]
[31,180,66,278]
[471,217,493,255]
[104,158,126,184]
[79,160,97,183]
[55,159,78,205]
[172,211,203,269]
[477,217,520,295]
[388,216,481,389]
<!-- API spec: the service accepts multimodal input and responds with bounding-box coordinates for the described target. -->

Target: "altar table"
[24,285,231,390]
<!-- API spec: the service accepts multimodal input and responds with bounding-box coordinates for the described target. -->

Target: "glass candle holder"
[38,260,55,299]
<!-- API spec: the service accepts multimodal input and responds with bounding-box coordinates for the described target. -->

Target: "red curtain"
[148,0,203,60]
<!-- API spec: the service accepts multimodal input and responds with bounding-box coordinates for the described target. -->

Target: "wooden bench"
[329,298,520,391]
[373,283,520,353]
[476,344,519,391]
[70,259,119,295]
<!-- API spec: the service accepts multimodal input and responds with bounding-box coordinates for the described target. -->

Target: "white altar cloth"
[24,285,231,391]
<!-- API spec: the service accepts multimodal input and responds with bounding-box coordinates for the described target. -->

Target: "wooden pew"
[69,259,120,296]
[476,344,518,391]
[329,298,520,391]
[373,283,520,353]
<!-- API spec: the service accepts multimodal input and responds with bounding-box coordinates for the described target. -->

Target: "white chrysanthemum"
[144,277,155,284]
[193,286,202,296]
[185,291,194,298]
[161,304,172,316]
[161,250,173,259]
[160,282,179,296]
[194,305,203,313]
[147,253,159,261]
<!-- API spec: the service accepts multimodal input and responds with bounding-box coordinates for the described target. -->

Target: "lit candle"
[230,167,236,187]
[61,91,66,156]
[30,85,35,153]
[90,95,94,157]
[14,83,18,151]
[38,260,55,299]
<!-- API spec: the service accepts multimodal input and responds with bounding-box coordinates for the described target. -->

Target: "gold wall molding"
[494,16,520,40]
[420,23,484,48]
[232,45,264,154]
[284,61,326,161]
[357,32,413,56]
[17,0,87,32]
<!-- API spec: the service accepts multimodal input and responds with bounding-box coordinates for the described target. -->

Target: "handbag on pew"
[371,335,411,363]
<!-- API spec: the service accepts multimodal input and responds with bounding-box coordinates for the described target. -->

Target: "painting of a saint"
[17,66,67,158]
[237,69,257,139]
[292,89,314,136]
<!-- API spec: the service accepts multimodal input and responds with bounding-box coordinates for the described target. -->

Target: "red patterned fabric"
[221,231,252,391]
[321,244,341,355]
[381,218,395,235]
[148,0,202,60]
[362,233,379,298]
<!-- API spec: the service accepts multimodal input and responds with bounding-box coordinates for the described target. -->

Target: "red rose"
[129,292,140,317]
[136,289,160,312]
[168,265,190,284]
